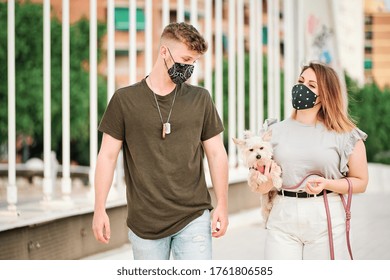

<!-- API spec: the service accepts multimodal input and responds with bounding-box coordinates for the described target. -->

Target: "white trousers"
[264,193,350,260]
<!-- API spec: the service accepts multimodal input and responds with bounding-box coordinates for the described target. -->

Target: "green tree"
[0,2,107,165]
[347,75,390,164]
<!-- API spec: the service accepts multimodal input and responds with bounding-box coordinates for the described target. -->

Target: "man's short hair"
[161,22,208,54]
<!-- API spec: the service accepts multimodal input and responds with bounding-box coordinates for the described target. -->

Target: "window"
[365,15,373,25]
[365,44,372,54]
[115,7,145,31]
[365,31,373,40]
[364,59,373,69]
[263,26,267,45]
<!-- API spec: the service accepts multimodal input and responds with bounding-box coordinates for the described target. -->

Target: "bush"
[347,75,390,164]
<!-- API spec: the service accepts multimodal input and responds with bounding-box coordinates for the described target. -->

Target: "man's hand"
[211,205,228,238]
[92,210,111,244]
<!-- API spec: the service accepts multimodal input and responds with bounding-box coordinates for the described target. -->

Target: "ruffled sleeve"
[259,118,278,134]
[340,127,368,175]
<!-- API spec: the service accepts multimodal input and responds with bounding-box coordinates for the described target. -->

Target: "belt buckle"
[296,190,304,198]
[296,190,311,198]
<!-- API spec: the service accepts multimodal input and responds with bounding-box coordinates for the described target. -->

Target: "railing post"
[129,0,137,84]
[40,3,70,209]
[267,0,281,121]
[237,0,245,141]
[61,0,72,201]
[144,0,153,75]
[214,0,223,118]
[42,0,53,203]
[106,0,122,199]
[190,0,199,85]
[228,0,237,168]
[89,0,98,195]
[5,0,19,216]
[256,0,264,129]
[204,0,212,95]
[176,0,184,22]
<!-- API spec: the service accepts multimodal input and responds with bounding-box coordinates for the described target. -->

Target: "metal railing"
[2,0,298,216]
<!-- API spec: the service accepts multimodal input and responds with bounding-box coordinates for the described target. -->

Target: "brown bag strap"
[323,177,353,260]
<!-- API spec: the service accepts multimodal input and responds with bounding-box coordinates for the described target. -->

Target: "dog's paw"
[274,164,282,176]
[248,181,259,193]
[257,174,268,184]
[272,176,283,190]
[248,169,258,180]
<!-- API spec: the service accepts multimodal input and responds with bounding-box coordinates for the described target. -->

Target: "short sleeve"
[340,127,368,175]
[201,91,224,141]
[98,91,125,141]
[260,118,278,134]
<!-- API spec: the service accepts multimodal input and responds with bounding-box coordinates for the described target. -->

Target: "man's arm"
[203,133,229,238]
[92,133,123,244]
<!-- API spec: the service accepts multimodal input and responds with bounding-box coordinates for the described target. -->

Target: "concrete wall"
[0,180,259,260]
[366,162,390,193]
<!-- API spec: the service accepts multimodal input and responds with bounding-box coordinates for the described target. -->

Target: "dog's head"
[232,130,273,169]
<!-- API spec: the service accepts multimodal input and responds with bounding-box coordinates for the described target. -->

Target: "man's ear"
[262,129,272,141]
[160,45,168,59]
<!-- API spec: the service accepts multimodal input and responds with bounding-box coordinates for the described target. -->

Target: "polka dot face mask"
[291,84,318,110]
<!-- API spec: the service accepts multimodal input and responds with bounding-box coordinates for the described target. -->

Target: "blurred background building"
[364,0,390,88]
[14,0,390,89]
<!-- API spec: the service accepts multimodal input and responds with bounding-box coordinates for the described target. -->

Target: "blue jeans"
[128,210,212,260]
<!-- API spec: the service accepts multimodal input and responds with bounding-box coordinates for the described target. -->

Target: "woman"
[256,61,368,259]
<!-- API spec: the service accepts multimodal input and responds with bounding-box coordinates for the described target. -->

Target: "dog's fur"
[233,130,282,225]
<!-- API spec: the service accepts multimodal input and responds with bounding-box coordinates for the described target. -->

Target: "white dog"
[233,129,282,225]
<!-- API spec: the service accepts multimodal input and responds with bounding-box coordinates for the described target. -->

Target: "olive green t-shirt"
[98,78,224,239]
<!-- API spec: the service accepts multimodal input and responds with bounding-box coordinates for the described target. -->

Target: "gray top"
[267,118,367,190]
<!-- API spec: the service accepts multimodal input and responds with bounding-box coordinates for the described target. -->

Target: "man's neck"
[147,69,176,96]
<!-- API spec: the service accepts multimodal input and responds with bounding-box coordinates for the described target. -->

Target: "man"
[92,22,229,260]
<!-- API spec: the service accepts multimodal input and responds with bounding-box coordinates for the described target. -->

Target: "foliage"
[0,2,107,165]
[347,75,390,164]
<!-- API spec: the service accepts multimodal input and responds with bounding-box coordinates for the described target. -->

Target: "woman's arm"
[306,139,369,194]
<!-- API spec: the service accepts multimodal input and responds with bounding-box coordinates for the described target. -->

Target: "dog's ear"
[243,130,253,139]
[262,129,272,141]
[232,137,245,147]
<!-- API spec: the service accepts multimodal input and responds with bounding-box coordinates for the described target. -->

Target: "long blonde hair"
[292,62,356,133]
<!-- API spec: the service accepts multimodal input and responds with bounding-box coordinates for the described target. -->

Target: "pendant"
[162,124,166,139]
[164,123,171,134]
[162,123,171,139]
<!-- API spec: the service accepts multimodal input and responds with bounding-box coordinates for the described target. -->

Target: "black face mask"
[291,84,318,110]
[165,48,194,84]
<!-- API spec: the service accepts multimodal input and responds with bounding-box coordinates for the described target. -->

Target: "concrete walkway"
[82,192,390,260]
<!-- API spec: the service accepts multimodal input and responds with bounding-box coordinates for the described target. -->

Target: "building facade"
[364,0,390,88]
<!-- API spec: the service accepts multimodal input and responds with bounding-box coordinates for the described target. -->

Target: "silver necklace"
[149,77,178,139]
